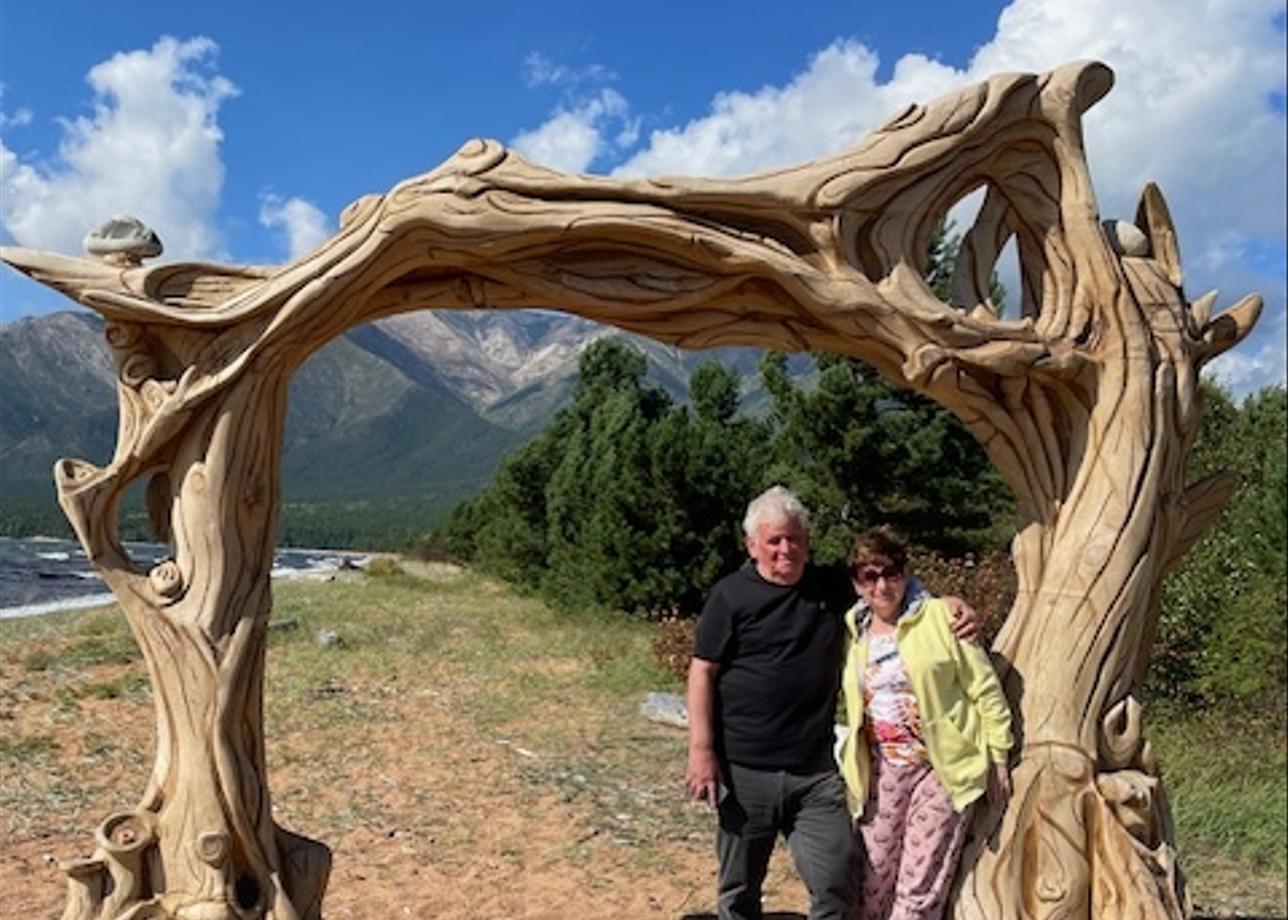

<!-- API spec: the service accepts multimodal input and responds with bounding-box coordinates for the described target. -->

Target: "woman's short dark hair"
[848,526,909,573]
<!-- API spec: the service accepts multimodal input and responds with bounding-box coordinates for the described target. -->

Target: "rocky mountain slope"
[0,308,780,539]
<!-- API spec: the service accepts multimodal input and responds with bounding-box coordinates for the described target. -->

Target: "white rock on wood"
[83,215,163,266]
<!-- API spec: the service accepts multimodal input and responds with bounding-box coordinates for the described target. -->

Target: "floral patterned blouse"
[862,631,928,765]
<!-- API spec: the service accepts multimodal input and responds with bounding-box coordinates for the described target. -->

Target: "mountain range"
[0,308,785,545]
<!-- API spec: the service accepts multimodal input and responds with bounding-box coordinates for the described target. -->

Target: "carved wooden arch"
[2,61,1261,920]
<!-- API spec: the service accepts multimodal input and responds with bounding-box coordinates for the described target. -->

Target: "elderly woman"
[838,527,1013,920]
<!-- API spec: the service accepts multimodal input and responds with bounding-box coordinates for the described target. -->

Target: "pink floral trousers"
[854,754,971,920]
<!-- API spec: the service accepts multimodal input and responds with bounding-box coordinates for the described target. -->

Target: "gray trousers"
[716,760,856,920]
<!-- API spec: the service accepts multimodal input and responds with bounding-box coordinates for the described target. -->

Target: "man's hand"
[986,761,1012,805]
[686,746,722,808]
[686,657,723,808]
[943,596,983,644]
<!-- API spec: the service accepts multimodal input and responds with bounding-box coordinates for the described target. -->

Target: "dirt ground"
[0,704,809,919]
[0,685,799,919]
[0,594,813,919]
[2,573,1282,919]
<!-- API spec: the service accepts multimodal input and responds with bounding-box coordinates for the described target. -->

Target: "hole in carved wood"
[995,236,1020,320]
[234,873,260,910]
[930,185,1018,319]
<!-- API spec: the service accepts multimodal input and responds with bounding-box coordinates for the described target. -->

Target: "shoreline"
[1,534,377,555]
[0,564,370,621]
[0,592,118,621]
[0,537,374,620]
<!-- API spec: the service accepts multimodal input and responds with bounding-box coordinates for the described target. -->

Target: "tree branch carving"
[1,59,1260,919]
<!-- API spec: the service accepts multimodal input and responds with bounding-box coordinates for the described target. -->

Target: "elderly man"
[686,485,979,920]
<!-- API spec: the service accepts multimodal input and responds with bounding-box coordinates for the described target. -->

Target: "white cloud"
[600,0,1285,393]
[0,83,29,129]
[522,52,566,88]
[258,193,331,260]
[0,36,237,261]
[1207,310,1288,394]
[973,0,1285,239]
[0,107,32,129]
[610,42,967,180]
[511,88,634,174]
[522,53,615,89]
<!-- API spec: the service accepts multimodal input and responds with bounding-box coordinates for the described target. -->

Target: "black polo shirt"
[693,563,854,771]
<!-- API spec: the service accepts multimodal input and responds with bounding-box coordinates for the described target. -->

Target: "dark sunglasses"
[854,563,904,585]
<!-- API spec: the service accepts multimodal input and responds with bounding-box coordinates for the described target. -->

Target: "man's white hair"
[743,485,811,537]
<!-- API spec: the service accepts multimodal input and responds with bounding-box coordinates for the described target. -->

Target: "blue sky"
[2,0,1285,393]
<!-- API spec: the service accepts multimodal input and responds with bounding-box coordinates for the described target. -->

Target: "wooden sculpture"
[1,61,1261,919]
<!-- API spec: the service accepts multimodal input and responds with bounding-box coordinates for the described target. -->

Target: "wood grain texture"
[1,60,1261,919]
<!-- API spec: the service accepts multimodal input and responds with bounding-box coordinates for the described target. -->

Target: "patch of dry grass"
[1,563,1283,918]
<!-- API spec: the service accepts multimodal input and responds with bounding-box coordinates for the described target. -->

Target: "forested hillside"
[438,339,1017,613]
[0,309,783,547]
[438,339,1286,725]
[0,315,526,546]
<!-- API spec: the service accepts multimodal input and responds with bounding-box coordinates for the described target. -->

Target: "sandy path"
[0,645,812,919]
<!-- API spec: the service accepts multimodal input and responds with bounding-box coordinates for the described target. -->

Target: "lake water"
[0,537,368,619]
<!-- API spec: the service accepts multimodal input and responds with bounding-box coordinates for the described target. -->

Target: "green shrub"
[363,556,403,578]
[22,649,56,672]
[1150,383,1286,718]
[907,547,1015,641]
[651,617,696,682]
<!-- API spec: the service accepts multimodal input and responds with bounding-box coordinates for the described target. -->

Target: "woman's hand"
[943,596,983,644]
[986,761,1012,805]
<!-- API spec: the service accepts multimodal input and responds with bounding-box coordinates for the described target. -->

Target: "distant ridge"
[0,308,788,542]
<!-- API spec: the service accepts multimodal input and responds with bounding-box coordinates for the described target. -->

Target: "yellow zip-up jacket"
[839,596,1013,815]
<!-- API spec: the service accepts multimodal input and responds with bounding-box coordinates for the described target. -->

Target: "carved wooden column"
[3,61,1259,919]
[944,187,1251,919]
[47,310,329,919]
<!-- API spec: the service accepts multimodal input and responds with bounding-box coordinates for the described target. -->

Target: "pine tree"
[759,350,1013,561]
[440,341,773,616]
